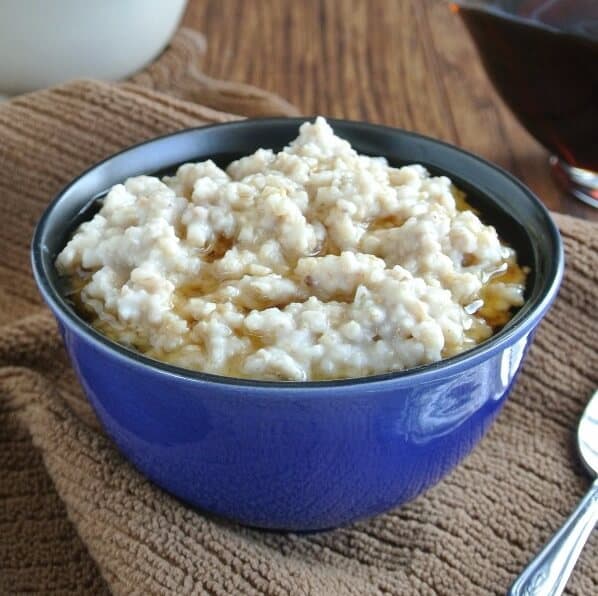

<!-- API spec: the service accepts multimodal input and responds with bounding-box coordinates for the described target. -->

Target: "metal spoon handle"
[509,479,598,596]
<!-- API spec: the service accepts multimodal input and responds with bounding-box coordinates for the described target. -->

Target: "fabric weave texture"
[0,29,596,596]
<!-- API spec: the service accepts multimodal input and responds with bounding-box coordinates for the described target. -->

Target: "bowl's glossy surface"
[32,119,563,530]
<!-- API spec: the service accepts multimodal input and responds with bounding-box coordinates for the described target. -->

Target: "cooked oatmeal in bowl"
[33,116,562,530]
[56,117,527,381]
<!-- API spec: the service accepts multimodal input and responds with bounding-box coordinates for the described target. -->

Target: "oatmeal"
[56,118,527,381]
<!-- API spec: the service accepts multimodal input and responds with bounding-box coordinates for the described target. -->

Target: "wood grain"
[183,0,597,220]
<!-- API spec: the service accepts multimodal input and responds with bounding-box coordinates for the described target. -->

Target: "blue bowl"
[31,118,563,531]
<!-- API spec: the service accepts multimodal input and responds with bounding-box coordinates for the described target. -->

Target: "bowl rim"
[31,117,564,391]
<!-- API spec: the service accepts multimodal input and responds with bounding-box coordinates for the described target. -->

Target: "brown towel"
[1,34,597,596]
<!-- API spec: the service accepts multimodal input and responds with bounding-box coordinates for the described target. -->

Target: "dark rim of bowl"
[457,2,598,43]
[31,117,564,390]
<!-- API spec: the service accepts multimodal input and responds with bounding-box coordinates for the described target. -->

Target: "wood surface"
[183,0,596,221]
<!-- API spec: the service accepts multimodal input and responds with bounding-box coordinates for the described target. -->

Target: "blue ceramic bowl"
[32,118,563,531]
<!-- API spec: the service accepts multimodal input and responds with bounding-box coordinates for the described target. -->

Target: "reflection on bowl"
[32,118,563,530]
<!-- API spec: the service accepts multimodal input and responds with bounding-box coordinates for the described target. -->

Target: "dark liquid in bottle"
[456,0,598,171]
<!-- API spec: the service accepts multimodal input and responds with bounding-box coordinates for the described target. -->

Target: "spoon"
[509,389,598,596]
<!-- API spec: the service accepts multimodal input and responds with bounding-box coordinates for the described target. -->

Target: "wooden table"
[184,0,596,221]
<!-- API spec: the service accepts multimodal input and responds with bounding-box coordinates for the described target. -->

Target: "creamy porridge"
[56,118,527,381]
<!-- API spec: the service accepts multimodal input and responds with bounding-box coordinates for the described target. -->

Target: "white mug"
[0,0,188,96]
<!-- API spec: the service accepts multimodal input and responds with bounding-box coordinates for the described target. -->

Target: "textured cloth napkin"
[0,29,597,596]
